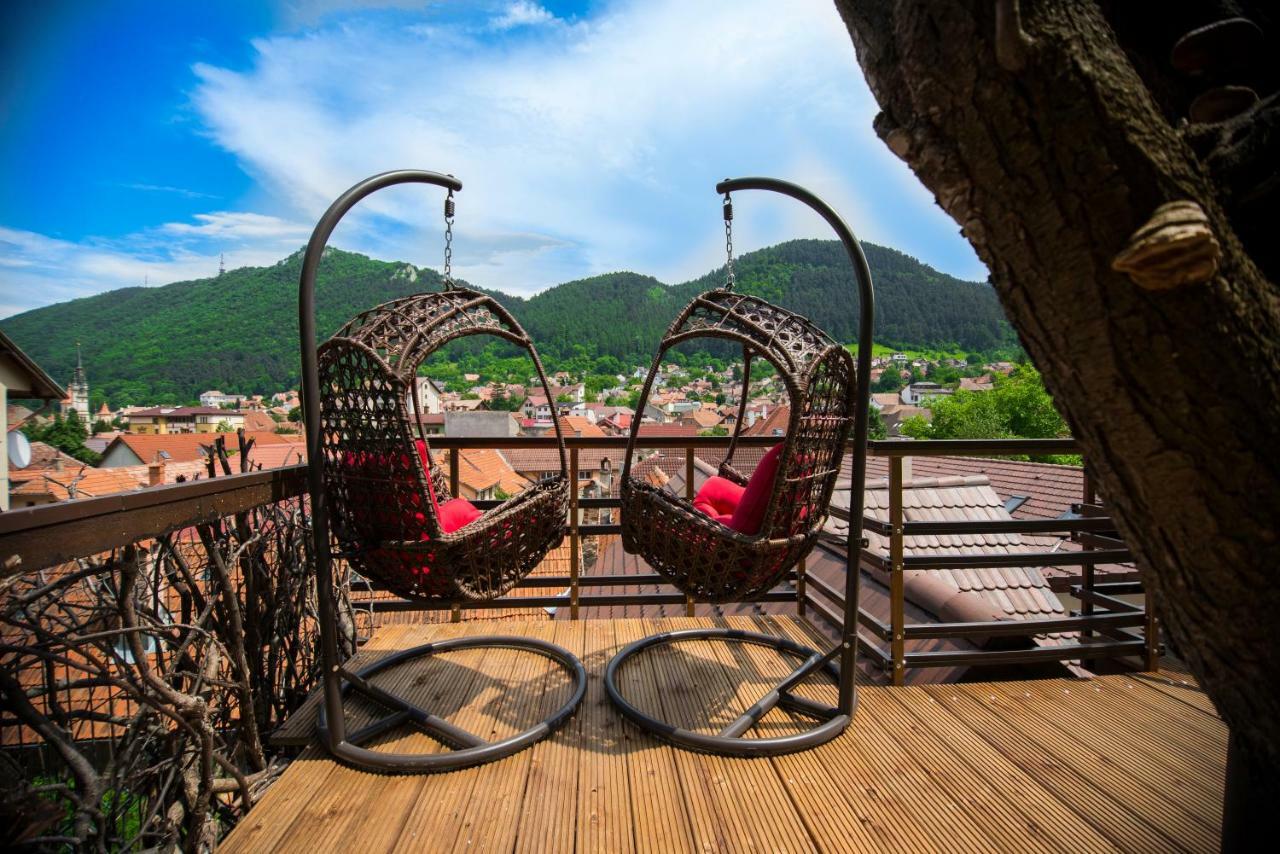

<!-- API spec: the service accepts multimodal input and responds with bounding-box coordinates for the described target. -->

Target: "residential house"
[522,394,554,421]
[1,332,67,511]
[124,406,246,435]
[444,411,520,437]
[198,390,241,408]
[901,382,953,406]
[99,431,302,468]
[433,448,530,501]
[679,409,723,431]
[744,405,789,438]
[959,375,996,392]
[412,377,445,415]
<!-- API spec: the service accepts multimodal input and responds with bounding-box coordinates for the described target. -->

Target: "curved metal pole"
[715,177,875,715]
[298,170,462,745]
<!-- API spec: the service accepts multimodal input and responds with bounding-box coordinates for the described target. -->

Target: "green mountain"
[0,240,1013,407]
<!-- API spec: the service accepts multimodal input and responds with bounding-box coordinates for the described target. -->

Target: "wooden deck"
[222,617,1225,853]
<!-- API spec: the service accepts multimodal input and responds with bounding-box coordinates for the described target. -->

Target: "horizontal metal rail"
[902,609,1147,639]
[904,637,1146,668]
[367,589,799,612]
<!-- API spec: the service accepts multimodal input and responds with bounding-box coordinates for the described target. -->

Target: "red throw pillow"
[728,443,784,536]
[693,475,746,518]
[438,497,483,533]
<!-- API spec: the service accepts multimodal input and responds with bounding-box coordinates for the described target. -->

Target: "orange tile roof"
[241,410,278,432]
[744,405,790,437]
[557,416,606,438]
[827,474,1067,629]
[436,448,530,495]
[10,466,146,501]
[104,430,297,464]
[635,423,698,438]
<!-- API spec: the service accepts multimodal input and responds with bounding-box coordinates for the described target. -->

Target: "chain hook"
[722,191,736,291]
[442,187,457,290]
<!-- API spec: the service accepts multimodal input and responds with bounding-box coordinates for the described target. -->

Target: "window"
[578,470,592,481]
[1003,495,1030,514]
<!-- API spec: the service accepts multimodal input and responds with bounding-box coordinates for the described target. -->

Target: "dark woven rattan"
[318,287,569,602]
[621,289,856,602]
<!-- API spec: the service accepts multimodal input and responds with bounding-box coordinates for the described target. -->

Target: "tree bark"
[834,0,1280,841]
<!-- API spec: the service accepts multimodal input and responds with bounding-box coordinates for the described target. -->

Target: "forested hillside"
[1,240,1013,406]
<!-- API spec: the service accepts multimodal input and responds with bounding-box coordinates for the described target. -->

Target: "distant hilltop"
[0,239,1015,406]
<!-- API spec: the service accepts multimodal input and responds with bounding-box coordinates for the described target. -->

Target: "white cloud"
[490,2,556,31]
[184,0,968,297]
[0,211,311,316]
[1,0,986,317]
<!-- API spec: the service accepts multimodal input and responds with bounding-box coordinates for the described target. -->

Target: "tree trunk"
[834,0,1280,843]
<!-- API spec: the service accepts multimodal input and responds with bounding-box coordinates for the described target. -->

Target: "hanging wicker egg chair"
[300,170,585,774]
[606,176,875,757]
[619,290,856,602]
[319,286,570,602]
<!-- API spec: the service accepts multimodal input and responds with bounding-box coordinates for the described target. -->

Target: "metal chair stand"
[316,634,587,773]
[603,627,853,756]
[298,169,588,774]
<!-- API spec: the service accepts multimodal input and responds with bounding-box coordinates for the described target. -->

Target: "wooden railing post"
[1081,467,1096,667]
[685,447,696,618]
[889,455,905,686]
[569,447,580,620]
[449,450,463,622]
[797,557,807,619]
[1145,604,1160,671]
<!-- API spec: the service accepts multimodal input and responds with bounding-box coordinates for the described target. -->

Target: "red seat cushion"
[728,444,784,536]
[438,497,482,533]
[693,475,746,518]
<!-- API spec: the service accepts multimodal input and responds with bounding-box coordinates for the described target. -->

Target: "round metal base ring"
[317,635,587,773]
[603,627,853,757]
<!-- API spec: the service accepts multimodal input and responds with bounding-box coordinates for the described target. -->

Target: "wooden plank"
[448,619,565,853]
[885,685,1124,852]
[219,616,1228,853]
[963,676,1221,845]
[1017,679,1224,811]
[391,622,538,853]
[612,618,696,854]
[513,619,586,854]
[277,621,498,854]
[646,616,815,852]
[567,619,636,854]
[766,616,1006,853]
[931,686,1198,854]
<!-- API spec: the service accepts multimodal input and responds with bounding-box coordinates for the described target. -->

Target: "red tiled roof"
[103,430,298,465]
[635,423,698,438]
[557,416,606,438]
[858,455,1083,520]
[744,405,789,437]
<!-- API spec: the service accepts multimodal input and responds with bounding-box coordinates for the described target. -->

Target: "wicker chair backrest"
[316,287,568,600]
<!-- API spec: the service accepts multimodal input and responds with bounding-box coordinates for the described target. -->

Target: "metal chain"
[722,192,736,291]
[442,189,456,289]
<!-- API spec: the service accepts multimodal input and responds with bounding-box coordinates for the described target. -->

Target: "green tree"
[899,366,1074,462]
[23,413,100,465]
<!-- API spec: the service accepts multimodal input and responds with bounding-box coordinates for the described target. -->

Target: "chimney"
[148,461,165,487]
[901,456,912,484]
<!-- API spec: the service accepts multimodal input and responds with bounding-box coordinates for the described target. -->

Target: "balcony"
[0,437,1225,851]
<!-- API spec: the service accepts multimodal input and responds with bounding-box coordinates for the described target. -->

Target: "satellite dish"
[8,430,32,469]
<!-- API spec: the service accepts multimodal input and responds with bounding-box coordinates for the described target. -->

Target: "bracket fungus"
[1112,200,1222,290]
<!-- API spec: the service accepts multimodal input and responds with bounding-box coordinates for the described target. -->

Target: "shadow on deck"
[223,616,1224,853]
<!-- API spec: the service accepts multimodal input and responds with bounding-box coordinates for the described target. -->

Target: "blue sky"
[0,0,986,318]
